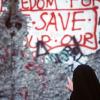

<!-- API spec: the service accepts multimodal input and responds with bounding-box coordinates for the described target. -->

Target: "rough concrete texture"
[0,0,100,100]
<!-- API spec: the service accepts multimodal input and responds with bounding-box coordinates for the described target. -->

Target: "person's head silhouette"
[68,64,100,100]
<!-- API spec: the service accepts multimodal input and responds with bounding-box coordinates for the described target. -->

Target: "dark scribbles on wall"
[36,41,49,57]
[0,0,100,100]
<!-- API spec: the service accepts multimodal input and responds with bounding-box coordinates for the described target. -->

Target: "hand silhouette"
[66,77,73,92]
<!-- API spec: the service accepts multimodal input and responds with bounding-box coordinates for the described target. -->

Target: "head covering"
[70,64,100,100]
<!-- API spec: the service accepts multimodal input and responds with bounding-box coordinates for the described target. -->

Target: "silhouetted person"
[66,64,100,100]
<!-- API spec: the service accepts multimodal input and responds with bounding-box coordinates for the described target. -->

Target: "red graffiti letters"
[21,0,98,54]
[0,0,99,54]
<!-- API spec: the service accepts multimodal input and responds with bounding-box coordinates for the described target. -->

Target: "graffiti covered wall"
[0,0,100,100]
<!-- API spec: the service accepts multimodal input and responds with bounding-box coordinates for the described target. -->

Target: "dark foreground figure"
[67,64,100,100]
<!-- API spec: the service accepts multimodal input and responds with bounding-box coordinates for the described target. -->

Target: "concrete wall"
[0,0,100,100]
